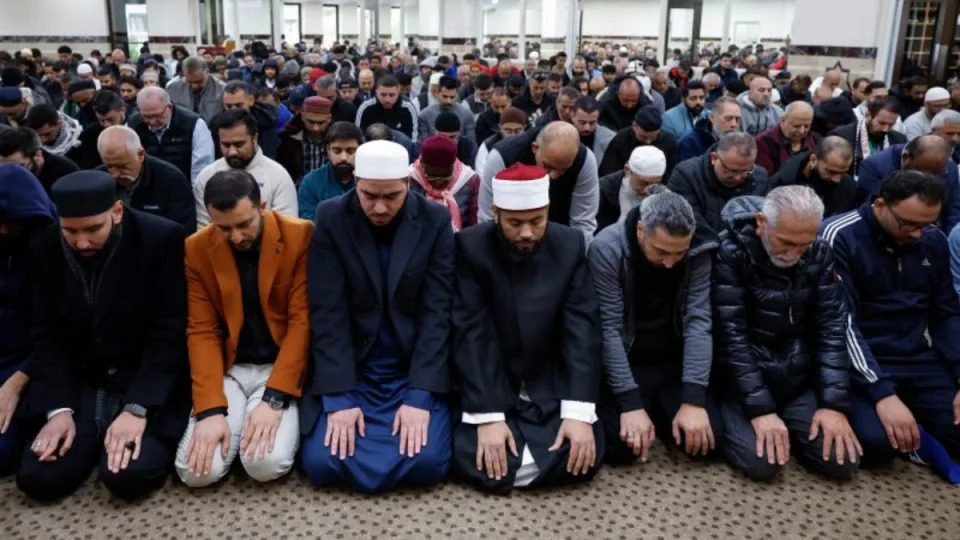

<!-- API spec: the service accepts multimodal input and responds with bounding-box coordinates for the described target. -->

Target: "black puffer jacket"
[667,153,770,241]
[712,196,851,418]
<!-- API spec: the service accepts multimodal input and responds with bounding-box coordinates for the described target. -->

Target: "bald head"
[618,78,642,110]
[823,69,843,89]
[97,125,146,183]
[534,122,581,180]
[903,135,950,174]
[748,77,773,107]
[779,101,814,142]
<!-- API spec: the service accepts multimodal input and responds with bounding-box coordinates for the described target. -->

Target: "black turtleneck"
[624,212,684,364]
[234,242,280,366]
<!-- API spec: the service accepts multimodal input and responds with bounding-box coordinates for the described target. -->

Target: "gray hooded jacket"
[737,93,783,137]
[588,207,718,409]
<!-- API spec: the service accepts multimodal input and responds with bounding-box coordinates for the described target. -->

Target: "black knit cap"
[68,79,97,96]
[51,170,117,217]
[634,105,662,131]
[434,111,461,132]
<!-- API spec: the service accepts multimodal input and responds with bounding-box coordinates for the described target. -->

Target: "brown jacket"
[185,210,313,413]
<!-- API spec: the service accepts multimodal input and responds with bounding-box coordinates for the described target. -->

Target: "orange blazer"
[184,210,313,414]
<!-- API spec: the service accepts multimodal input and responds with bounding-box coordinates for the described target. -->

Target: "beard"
[334,162,354,175]
[226,154,254,169]
[761,230,800,269]
[496,222,542,263]
[687,105,704,117]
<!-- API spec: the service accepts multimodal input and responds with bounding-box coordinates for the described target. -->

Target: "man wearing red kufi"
[451,163,605,493]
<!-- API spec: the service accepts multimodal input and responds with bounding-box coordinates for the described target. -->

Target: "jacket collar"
[345,192,422,300]
[206,211,284,339]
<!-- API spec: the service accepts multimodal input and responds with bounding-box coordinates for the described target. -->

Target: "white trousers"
[175,363,300,487]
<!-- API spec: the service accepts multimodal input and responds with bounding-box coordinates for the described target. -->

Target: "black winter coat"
[769,151,858,218]
[712,196,851,418]
[667,153,770,240]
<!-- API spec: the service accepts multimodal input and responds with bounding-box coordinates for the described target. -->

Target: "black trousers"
[720,389,858,481]
[16,385,176,502]
[597,363,724,464]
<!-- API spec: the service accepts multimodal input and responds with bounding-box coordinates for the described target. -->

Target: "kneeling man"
[452,164,604,493]
[825,170,960,468]
[300,140,454,493]
[713,186,861,480]
[175,170,311,487]
[589,185,722,463]
[17,171,189,501]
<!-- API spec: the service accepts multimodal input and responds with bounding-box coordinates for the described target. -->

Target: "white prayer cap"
[354,140,410,180]
[619,46,628,54]
[625,59,644,75]
[19,48,32,58]
[771,87,782,104]
[493,164,550,211]
[429,72,443,86]
[77,63,93,75]
[628,146,667,177]
[926,86,950,102]
[529,51,540,60]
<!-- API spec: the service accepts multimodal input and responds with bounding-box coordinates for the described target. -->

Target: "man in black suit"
[451,163,604,493]
[299,140,454,493]
[16,170,189,502]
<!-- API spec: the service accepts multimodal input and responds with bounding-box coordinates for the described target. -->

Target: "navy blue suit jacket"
[300,190,454,432]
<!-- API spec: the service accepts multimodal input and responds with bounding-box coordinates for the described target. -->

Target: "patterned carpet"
[2,444,959,539]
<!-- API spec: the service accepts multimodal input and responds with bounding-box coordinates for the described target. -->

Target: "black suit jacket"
[301,191,455,432]
[26,209,190,438]
[451,222,602,415]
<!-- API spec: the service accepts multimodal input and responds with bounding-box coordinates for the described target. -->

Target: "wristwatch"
[265,396,286,411]
[123,404,148,418]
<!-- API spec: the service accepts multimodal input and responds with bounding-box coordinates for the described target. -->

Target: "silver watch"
[123,404,147,418]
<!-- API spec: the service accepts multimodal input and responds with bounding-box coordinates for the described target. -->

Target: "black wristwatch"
[265,396,286,411]
[123,403,148,418]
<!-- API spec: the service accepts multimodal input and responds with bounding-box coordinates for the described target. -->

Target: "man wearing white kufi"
[299,139,455,493]
[452,163,605,493]
[596,145,668,232]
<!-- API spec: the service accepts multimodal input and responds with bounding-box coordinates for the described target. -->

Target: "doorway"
[894,0,960,82]
[284,3,302,45]
[664,0,704,65]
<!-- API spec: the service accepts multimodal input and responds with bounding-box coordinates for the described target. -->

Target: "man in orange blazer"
[173,169,312,487]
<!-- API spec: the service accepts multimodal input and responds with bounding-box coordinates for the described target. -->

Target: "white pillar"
[231,0,241,43]
[400,1,407,50]
[357,1,366,49]
[438,0,445,54]
[194,0,204,51]
[475,0,485,48]
[518,0,527,62]
[721,0,732,51]
[205,0,214,45]
[271,0,283,51]
[657,0,669,62]
[565,0,579,61]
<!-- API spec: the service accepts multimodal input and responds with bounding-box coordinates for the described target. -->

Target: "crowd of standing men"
[0,37,959,501]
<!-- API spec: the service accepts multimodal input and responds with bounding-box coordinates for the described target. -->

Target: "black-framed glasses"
[715,155,753,177]
[887,204,935,232]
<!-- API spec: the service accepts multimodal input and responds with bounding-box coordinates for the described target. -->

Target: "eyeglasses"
[887,204,935,232]
[715,155,753,177]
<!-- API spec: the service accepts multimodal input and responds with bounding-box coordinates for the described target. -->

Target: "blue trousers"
[0,361,27,476]
[300,401,451,493]
[849,361,960,467]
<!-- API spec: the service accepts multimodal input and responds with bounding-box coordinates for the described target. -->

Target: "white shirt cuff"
[47,408,74,421]
[560,400,597,424]
[461,412,506,424]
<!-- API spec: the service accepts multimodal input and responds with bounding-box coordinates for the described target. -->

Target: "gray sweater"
[167,76,225,126]
[479,147,600,244]
[587,216,718,407]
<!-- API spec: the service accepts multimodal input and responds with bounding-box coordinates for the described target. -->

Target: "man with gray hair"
[128,86,215,183]
[668,132,771,239]
[96,125,196,231]
[589,185,723,464]
[713,185,861,481]
[677,96,742,161]
[167,56,225,125]
[930,108,960,164]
